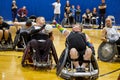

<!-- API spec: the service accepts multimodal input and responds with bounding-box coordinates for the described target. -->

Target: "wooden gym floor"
[0,26,120,80]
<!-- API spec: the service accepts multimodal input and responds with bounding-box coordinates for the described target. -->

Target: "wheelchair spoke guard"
[98,42,116,62]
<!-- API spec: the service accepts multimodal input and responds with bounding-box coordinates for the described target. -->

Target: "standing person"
[11,0,18,22]
[52,0,61,23]
[70,5,76,24]
[75,5,81,23]
[64,0,71,13]
[98,0,107,29]
[17,6,28,22]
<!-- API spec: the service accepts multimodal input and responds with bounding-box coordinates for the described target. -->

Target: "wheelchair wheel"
[13,34,20,49]
[90,55,99,80]
[98,42,116,62]
[13,33,25,50]
[56,47,70,79]
[21,48,33,67]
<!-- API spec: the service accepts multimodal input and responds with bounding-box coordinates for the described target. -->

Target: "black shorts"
[68,50,86,61]
[78,50,86,61]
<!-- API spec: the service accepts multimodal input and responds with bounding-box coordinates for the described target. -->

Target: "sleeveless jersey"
[66,31,86,51]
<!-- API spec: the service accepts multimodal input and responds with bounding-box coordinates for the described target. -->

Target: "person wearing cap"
[11,0,18,22]
[54,21,95,72]
[101,17,120,52]
[0,16,10,46]
[17,6,28,22]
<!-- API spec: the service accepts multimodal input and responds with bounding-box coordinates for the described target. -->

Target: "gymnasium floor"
[0,27,120,80]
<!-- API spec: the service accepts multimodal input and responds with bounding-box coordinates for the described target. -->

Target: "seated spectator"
[82,9,92,24]
[17,6,28,22]
[64,7,74,25]
[0,16,10,46]
[91,7,98,25]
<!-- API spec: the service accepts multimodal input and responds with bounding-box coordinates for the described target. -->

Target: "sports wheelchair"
[56,44,99,80]
[98,42,120,62]
[13,29,27,51]
[21,37,58,69]
[0,30,13,51]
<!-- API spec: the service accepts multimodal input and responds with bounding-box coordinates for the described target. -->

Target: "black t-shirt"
[99,3,106,14]
[66,32,86,51]
[0,22,10,29]
[11,4,17,12]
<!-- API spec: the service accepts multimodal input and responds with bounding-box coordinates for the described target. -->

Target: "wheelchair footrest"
[61,69,99,77]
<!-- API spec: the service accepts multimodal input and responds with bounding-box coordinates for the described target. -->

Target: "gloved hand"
[16,29,20,34]
[52,20,57,25]
[90,47,95,55]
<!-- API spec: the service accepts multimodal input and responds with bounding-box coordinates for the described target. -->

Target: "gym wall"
[0,0,120,25]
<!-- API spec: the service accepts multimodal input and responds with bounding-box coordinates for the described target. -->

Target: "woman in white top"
[52,0,61,23]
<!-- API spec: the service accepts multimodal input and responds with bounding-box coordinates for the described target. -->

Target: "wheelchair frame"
[13,30,27,51]
[56,47,99,80]
[21,47,53,69]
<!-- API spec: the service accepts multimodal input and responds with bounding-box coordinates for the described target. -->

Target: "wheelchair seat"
[56,45,99,80]
[98,42,120,62]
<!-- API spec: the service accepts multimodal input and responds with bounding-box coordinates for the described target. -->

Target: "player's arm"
[86,34,95,55]
[54,22,70,37]
[101,28,107,42]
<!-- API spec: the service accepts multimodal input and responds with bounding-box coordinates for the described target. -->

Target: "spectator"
[0,16,10,46]
[82,9,92,24]
[64,0,71,13]
[98,0,107,29]
[70,5,76,24]
[64,7,74,25]
[91,7,98,25]
[17,6,28,22]
[52,0,61,23]
[11,0,18,22]
[75,5,81,23]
